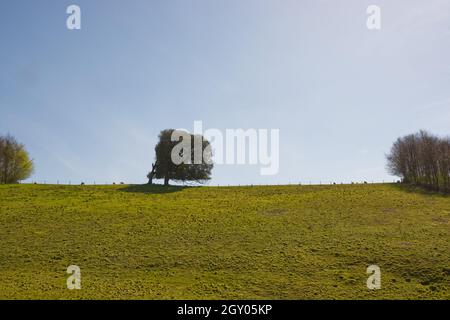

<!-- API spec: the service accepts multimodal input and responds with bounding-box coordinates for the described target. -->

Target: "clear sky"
[1,0,449,185]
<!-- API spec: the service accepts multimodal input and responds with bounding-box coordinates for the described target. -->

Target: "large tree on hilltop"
[148,129,213,186]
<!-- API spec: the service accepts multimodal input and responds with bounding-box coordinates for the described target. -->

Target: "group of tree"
[0,135,34,184]
[147,129,213,186]
[1,129,214,186]
[4,129,449,190]
[387,130,450,192]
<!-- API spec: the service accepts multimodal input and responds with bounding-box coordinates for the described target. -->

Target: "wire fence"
[22,179,400,187]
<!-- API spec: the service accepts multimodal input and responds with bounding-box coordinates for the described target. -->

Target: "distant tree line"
[387,130,450,192]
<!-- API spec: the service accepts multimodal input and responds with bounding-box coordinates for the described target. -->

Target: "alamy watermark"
[66,5,81,30]
[366,265,381,290]
[171,121,280,175]
[65,6,381,31]
[66,265,81,289]
[366,5,381,30]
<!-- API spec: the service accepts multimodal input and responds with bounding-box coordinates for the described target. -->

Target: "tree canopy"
[0,135,34,184]
[148,129,213,186]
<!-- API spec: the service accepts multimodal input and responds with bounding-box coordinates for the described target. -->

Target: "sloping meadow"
[0,183,448,299]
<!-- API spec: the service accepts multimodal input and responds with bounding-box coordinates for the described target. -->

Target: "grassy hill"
[0,183,448,299]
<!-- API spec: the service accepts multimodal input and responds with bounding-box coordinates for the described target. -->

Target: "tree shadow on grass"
[119,184,189,194]
[392,183,450,197]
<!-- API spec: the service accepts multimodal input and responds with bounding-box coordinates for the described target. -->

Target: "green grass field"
[0,183,448,299]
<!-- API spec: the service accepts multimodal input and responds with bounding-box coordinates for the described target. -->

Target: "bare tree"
[387,130,450,192]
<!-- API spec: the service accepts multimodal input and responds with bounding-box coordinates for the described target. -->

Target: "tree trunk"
[164,174,169,186]
[147,162,156,185]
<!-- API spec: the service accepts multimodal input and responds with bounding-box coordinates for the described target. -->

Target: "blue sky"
[1,0,449,185]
